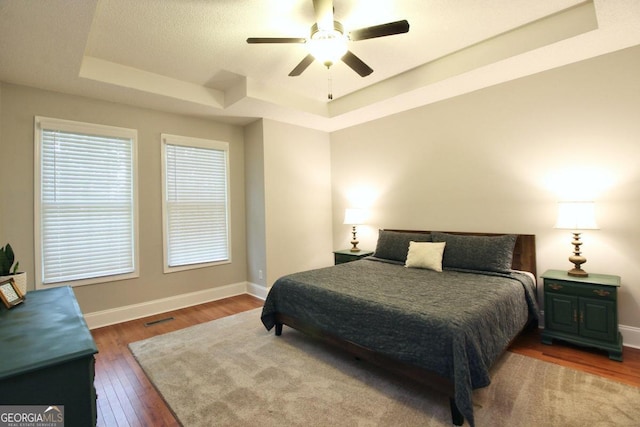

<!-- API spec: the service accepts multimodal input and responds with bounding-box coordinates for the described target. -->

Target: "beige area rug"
[129,309,640,427]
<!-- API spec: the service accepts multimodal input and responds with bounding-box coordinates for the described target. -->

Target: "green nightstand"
[333,249,373,265]
[541,269,623,361]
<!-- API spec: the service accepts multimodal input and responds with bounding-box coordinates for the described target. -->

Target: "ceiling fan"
[246,0,410,79]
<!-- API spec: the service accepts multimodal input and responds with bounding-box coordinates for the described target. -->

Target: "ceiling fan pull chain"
[328,71,333,100]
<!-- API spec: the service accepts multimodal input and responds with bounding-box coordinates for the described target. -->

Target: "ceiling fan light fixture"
[247,0,409,79]
[307,21,347,67]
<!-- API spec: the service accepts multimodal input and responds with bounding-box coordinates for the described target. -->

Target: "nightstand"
[541,269,623,361]
[333,249,373,265]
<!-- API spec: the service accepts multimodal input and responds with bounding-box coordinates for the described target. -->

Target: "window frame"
[161,134,231,273]
[34,116,140,289]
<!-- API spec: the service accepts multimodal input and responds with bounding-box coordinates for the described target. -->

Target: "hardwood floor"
[91,294,640,426]
[509,326,640,388]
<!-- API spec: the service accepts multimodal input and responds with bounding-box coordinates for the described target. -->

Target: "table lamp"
[343,208,367,252]
[554,201,599,277]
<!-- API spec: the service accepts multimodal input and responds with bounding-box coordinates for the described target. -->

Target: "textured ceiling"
[1,0,640,131]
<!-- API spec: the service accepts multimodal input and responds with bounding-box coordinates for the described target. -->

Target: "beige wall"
[244,120,267,287]
[244,119,333,290]
[331,45,640,329]
[0,83,247,313]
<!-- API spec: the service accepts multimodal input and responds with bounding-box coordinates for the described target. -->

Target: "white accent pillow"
[405,241,446,272]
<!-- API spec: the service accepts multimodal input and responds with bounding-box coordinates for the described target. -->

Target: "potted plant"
[0,243,27,295]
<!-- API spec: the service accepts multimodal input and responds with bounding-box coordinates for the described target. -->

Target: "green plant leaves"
[0,243,16,275]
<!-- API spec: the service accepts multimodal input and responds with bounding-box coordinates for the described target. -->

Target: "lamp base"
[567,232,589,277]
[568,268,589,277]
[349,225,360,252]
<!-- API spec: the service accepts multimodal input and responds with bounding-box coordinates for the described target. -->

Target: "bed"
[261,230,538,426]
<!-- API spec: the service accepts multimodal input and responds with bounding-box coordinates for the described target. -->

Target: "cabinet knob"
[593,289,610,297]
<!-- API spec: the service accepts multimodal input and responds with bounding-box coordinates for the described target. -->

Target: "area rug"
[129,308,640,426]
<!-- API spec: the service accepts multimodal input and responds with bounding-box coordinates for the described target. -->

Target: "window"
[34,117,139,288]
[161,134,230,272]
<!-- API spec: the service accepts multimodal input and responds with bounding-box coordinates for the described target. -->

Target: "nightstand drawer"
[544,280,617,301]
[335,253,358,264]
[333,249,373,265]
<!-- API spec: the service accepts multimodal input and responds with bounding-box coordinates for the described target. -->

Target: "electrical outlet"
[258,270,263,280]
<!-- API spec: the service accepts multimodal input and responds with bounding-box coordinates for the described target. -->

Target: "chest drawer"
[544,280,616,301]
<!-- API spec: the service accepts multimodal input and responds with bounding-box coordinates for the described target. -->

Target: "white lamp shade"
[343,208,367,225]
[554,201,599,230]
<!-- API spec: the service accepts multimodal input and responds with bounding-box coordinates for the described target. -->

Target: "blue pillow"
[431,232,516,273]
[373,230,432,262]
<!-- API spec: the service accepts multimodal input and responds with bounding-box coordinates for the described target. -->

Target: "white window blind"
[162,134,230,271]
[35,117,138,287]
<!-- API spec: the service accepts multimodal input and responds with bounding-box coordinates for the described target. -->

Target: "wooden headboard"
[384,230,537,278]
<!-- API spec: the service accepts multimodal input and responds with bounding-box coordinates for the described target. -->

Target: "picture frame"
[0,277,25,309]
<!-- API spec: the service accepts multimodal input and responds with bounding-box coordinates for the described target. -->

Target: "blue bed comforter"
[261,258,538,426]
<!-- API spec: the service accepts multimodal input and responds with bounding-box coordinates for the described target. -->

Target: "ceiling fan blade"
[312,0,334,31]
[341,51,373,77]
[289,54,315,76]
[349,20,410,41]
[247,37,306,44]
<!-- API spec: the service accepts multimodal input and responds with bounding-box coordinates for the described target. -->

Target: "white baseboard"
[620,325,640,349]
[538,311,640,349]
[85,281,248,330]
[246,282,269,300]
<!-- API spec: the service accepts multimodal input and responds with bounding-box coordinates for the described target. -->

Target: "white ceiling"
[1,0,639,131]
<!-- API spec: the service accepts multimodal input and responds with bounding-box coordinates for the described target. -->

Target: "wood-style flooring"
[91,294,640,426]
